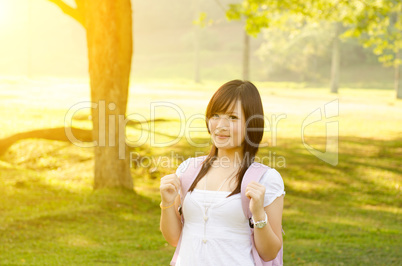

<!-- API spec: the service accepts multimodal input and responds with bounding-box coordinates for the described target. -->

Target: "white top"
[174,158,286,266]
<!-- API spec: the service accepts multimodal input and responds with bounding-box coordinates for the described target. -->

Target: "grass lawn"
[0,77,401,265]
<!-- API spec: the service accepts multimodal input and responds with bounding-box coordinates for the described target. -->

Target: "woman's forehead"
[216,100,242,114]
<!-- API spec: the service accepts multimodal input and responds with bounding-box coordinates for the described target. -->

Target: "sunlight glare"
[0,0,12,27]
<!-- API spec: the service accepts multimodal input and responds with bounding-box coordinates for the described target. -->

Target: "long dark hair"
[188,80,265,197]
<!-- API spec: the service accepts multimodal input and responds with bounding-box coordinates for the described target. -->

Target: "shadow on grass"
[260,136,401,264]
[0,161,172,264]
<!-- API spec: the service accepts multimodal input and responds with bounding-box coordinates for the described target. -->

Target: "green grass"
[0,77,401,265]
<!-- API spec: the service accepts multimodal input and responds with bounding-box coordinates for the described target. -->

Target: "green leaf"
[193,12,209,28]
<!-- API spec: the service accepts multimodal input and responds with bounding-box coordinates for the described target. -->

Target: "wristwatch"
[252,212,268,228]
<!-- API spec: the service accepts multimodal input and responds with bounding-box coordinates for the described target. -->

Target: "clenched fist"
[160,173,180,205]
[245,181,266,219]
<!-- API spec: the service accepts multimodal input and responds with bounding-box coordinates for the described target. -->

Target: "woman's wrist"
[252,209,266,221]
[160,201,175,210]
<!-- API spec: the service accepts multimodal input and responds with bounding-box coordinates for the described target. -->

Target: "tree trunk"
[84,0,133,190]
[243,29,250,81]
[396,51,402,99]
[330,23,341,94]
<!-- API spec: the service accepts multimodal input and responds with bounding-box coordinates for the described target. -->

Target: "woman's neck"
[215,148,243,168]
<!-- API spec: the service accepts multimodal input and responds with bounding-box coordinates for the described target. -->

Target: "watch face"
[255,221,267,228]
[252,213,268,228]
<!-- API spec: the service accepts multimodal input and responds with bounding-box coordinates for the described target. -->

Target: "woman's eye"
[211,114,219,118]
[229,115,238,119]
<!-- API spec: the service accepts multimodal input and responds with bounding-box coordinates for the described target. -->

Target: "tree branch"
[47,0,85,27]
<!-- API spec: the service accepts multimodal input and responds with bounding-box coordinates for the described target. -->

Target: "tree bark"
[243,29,250,80]
[48,0,85,26]
[84,0,133,190]
[330,22,341,94]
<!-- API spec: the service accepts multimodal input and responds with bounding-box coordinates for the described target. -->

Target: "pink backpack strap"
[170,155,207,265]
[180,156,207,203]
[170,234,182,266]
[240,162,270,219]
[241,162,283,266]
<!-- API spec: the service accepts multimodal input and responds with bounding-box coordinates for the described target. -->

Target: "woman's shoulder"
[175,155,207,178]
[257,166,285,191]
[258,167,285,206]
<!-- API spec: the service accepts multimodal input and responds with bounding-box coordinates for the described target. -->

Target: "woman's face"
[208,100,246,151]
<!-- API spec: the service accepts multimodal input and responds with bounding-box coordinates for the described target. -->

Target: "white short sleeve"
[175,158,192,179]
[259,168,286,207]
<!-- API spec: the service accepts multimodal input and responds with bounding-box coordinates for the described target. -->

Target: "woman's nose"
[216,116,229,128]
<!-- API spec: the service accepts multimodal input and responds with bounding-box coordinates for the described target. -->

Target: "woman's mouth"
[216,134,230,139]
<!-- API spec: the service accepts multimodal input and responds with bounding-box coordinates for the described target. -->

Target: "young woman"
[160,80,285,265]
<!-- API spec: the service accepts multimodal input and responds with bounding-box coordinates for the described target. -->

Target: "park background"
[0,0,401,265]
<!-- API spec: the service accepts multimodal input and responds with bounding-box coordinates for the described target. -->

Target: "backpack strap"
[170,155,207,266]
[240,162,270,219]
[179,155,207,205]
[241,162,284,266]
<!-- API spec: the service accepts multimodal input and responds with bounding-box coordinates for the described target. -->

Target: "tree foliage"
[226,0,402,67]
[256,20,335,82]
[341,0,402,67]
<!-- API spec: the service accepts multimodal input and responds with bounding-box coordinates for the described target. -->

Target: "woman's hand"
[245,181,266,220]
[160,173,180,205]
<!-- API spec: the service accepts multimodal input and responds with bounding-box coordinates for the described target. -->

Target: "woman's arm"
[160,195,182,246]
[159,173,183,246]
[245,181,284,261]
[252,195,284,261]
